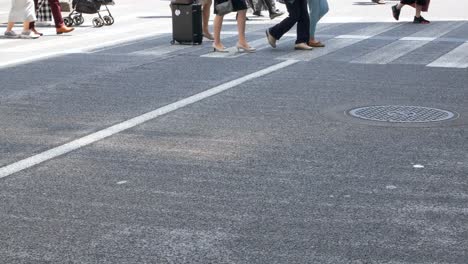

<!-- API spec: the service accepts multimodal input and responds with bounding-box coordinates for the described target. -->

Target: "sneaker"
[391,5,400,21]
[266,29,276,48]
[270,10,285,20]
[20,31,40,39]
[413,16,430,24]
[4,31,18,38]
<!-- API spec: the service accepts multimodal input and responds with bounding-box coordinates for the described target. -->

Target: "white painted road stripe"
[352,22,464,65]
[0,59,298,179]
[131,43,190,56]
[427,42,468,68]
[278,23,402,61]
[201,37,285,59]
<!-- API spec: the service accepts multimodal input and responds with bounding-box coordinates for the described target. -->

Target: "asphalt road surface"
[1,5,467,264]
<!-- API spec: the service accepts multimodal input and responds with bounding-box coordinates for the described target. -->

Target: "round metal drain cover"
[348,105,457,123]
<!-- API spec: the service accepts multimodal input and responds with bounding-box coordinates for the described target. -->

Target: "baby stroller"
[64,0,115,28]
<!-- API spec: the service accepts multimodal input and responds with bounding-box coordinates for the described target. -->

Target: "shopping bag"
[37,0,53,22]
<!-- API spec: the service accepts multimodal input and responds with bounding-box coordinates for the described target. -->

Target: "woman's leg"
[213,14,224,49]
[202,0,213,39]
[6,22,15,32]
[22,21,31,32]
[413,0,429,23]
[236,9,249,46]
[308,0,320,40]
[29,0,38,31]
[414,0,426,17]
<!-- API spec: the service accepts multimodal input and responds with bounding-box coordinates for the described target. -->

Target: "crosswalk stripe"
[201,37,281,59]
[427,42,468,68]
[352,22,465,65]
[277,23,402,61]
[410,21,465,38]
[131,44,190,56]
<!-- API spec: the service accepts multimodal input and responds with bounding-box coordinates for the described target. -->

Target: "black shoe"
[413,16,430,24]
[253,11,262,17]
[391,5,400,21]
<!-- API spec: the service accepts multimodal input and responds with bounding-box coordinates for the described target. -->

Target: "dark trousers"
[268,0,309,44]
[30,0,64,29]
[401,0,426,5]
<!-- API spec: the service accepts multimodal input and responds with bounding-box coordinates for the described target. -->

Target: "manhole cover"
[348,105,457,123]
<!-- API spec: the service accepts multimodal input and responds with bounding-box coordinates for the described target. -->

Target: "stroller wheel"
[92,17,104,28]
[73,15,84,26]
[103,16,114,26]
[64,17,74,27]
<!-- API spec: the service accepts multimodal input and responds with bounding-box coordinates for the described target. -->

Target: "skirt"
[214,0,247,15]
[8,0,36,22]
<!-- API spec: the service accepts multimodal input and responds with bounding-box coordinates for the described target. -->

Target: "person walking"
[251,0,284,19]
[307,0,328,47]
[30,0,74,35]
[5,0,40,39]
[201,0,214,40]
[392,0,430,24]
[212,0,255,53]
[265,0,312,50]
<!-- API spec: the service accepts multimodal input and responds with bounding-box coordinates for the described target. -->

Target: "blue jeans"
[308,0,329,38]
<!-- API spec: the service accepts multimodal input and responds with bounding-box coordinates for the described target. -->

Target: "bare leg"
[213,14,224,49]
[22,21,30,32]
[415,4,422,17]
[6,22,15,32]
[236,10,249,47]
[202,0,213,38]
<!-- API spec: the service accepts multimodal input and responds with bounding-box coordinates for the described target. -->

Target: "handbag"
[215,0,233,16]
[36,0,52,22]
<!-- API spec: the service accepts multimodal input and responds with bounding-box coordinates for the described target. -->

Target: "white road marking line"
[427,42,468,68]
[278,23,402,61]
[201,37,280,59]
[335,35,372,40]
[89,35,166,53]
[400,37,436,41]
[0,59,298,179]
[131,43,189,56]
[352,22,465,65]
